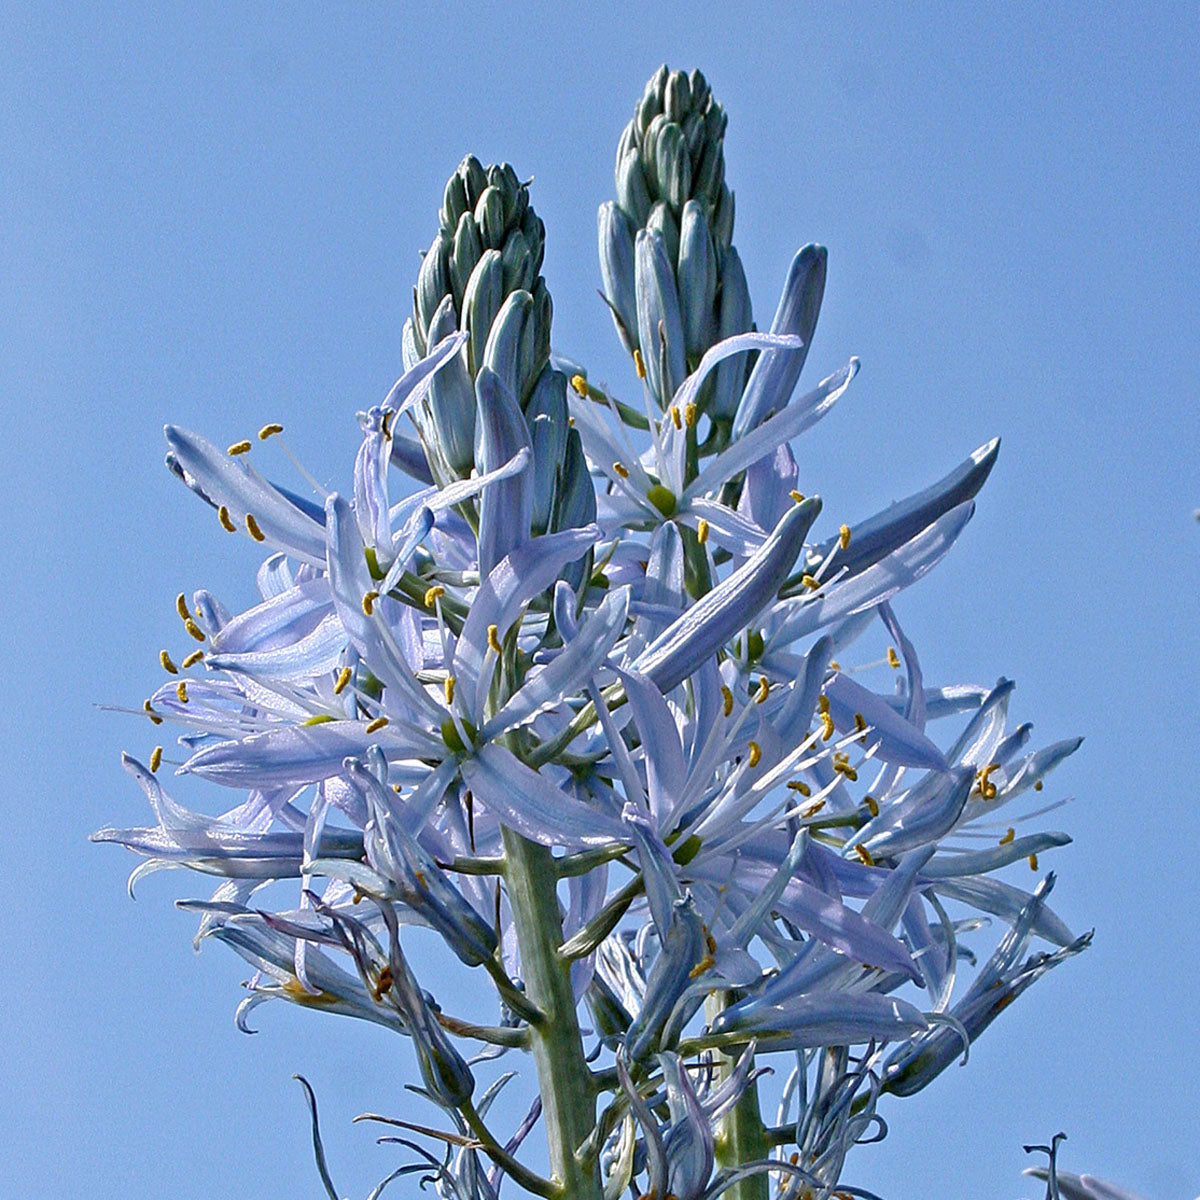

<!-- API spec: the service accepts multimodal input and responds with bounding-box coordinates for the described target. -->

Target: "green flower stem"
[501,829,602,1199]
[705,991,770,1200]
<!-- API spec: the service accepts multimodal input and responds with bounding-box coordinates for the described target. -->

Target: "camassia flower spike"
[96,66,1087,1200]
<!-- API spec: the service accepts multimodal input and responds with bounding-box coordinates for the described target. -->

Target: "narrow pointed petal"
[636,498,820,692]
[824,672,947,770]
[732,244,827,437]
[684,360,857,501]
[772,501,974,645]
[460,744,625,849]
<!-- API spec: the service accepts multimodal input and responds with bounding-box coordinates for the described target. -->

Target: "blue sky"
[3,4,1197,1197]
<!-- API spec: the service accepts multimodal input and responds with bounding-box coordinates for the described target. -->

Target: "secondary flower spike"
[96,64,1087,1200]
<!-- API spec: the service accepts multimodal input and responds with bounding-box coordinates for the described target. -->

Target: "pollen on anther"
[227,440,252,456]
[633,347,646,378]
[854,844,875,866]
[1034,780,1044,791]
[789,490,806,504]
[670,406,682,430]
[1028,853,1039,871]
[820,711,835,741]
[887,646,901,669]
[149,746,163,773]
[160,650,179,675]
[747,741,762,768]
[801,799,825,819]
[333,666,352,695]
[444,676,456,705]
[424,585,445,608]
[365,716,389,734]
[181,649,203,669]
[853,712,867,733]
[696,518,709,545]
[487,624,502,654]
[184,618,206,643]
[218,505,237,533]
[362,590,380,617]
[754,676,770,704]
[176,681,189,704]
[801,573,819,591]
[175,593,190,621]
[999,828,1015,845]
[721,685,734,717]
[787,780,812,797]
[612,461,629,479]
[684,403,697,428]
[863,795,879,817]
[839,524,851,550]
[818,694,830,715]
[143,700,163,725]
[258,423,284,440]
[570,374,589,398]
[245,513,266,542]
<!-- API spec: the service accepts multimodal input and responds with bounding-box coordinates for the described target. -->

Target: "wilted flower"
[96,64,1087,1200]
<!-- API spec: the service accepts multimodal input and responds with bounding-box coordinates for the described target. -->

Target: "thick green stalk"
[501,829,602,1199]
[705,991,770,1200]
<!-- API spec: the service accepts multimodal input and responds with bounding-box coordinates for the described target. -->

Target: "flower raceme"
[95,65,1087,1200]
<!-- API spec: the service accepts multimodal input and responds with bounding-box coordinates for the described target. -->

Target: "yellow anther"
[684,403,697,428]
[149,745,163,773]
[568,415,575,427]
[789,490,806,504]
[333,666,352,695]
[176,593,190,621]
[245,513,266,542]
[1028,853,1039,871]
[829,659,840,670]
[181,649,204,669]
[787,780,812,797]
[424,585,445,608]
[218,505,237,533]
[721,685,734,717]
[570,373,589,398]
[303,714,335,725]
[392,783,402,793]
[833,759,858,782]
[1034,780,1044,791]
[754,676,770,704]
[487,624,502,654]
[227,440,252,456]
[839,524,851,550]
[184,618,206,643]
[176,681,189,704]
[818,694,830,715]
[801,573,819,590]
[999,828,1015,845]
[633,347,646,378]
[696,518,709,545]
[362,590,380,616]
[670,405,682,430]
[801,799,825,819]
[863,795,879,817]
[853,712,867,733]
[887,646,901,669]
[612,461,629,479]
[747,741,762,768]
[143,700,162,726]
[820,711,835,741]
[159,650,179,675]
[258,423,284,440]
[688,954,715,979]
[704,928,717,955]
[854,843,875,866]
[365,716,389,734]
[444,676,456,705]
[975,762,1000,800]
